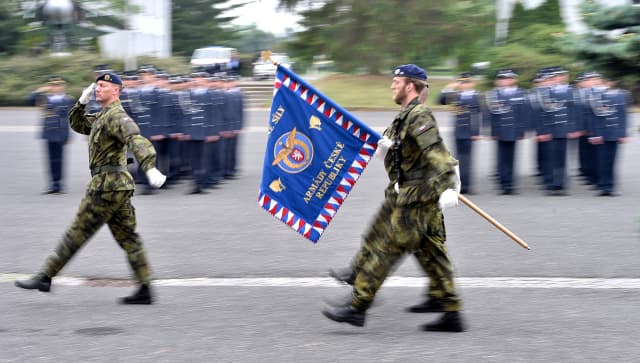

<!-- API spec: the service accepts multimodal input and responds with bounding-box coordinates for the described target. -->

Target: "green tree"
[562,0,639,101]
[280,0,495,74]
[0,1,24,55]
[171,0,241,57]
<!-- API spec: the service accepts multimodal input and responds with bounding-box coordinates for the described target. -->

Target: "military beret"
[495,69,518,79]
[96,72,123,86]
[47,75,66,84]
[392,64,428,82]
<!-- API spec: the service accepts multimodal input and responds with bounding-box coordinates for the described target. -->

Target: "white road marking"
[3,274,640,289]
[0,126,454,133]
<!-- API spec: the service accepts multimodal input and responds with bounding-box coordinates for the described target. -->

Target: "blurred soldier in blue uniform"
[221,76,244,179]
[586,77,631,196]
[486,69,528,195]
[150,72,172,184]
[439,73,483,194]
[532,66,578,195]
[204,74,225,188]
[527,69,553,184]
[573,71,601,186]
[163,76,187,185]
[177,76,208,194]
[27,76,75,194]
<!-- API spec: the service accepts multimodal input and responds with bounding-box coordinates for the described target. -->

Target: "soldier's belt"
[91,165,128,176]
[401,179,425,187]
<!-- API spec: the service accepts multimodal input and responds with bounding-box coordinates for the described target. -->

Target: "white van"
[190,46,238,73]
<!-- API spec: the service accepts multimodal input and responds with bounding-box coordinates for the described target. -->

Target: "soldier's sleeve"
[68,102,93,135]
[114,114,157,172]
[410,109,456,199]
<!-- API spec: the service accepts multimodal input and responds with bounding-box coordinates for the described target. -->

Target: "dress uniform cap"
[576,71,601,81]
[392,64,428,81]
[95,72,123,86]
[495,69,518,79]
[457,72,472,82]
[47,75,66,84]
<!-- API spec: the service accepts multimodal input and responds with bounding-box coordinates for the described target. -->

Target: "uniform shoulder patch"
[119,115,140,137]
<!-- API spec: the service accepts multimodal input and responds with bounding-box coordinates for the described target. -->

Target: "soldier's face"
[391,77,409,105]
[96,81,120,103]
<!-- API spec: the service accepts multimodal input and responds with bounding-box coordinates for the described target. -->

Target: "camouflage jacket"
[68,100,157,191]
[383,97,457,205]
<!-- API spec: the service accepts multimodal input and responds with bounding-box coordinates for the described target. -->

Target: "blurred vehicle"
[190,46,237,73]
[253,53,292,80]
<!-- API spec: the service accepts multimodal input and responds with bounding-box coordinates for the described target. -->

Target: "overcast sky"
[225,0,303,36]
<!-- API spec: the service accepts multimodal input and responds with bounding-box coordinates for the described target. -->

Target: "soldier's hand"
[79,83,95,105]
[374,136,393,160]
[438,189,459,210]
[146,168,167,189]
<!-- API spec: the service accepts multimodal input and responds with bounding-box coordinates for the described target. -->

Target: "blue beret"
[392,64,427,82]
[95,72,123,86]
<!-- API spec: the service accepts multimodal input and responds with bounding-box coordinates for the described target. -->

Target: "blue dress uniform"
[204,79,225,187]
[27,76,75,193]
[180,84,208,193]
[534,81,576,193]
[487,70,528,194]
[164,79,186,184]
[439,79,482,194]
[223,79,244,178]
[573,72,601,185]
[587,86,629,196]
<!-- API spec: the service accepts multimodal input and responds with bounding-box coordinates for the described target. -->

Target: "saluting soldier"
[15,72,167,304]
[27,76,75,194]
[486,69,528,195]
[586,77,631,196]
[439,72,483,194]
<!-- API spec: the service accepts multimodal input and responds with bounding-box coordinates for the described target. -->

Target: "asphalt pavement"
[1,108,639,362]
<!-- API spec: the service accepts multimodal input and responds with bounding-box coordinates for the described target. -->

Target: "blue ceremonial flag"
[258,65,381,243]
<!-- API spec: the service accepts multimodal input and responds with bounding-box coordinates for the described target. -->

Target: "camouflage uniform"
[351,97,461,311]
[38,100,157,285]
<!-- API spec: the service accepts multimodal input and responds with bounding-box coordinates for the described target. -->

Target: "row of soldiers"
[31,64,245,195]
[439,67,631,196]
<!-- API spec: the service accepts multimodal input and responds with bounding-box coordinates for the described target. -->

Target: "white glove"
[79,83,95,105]
[438,164,462,210]
[146,168,167,189]
[438,189,459,210]
[452,164,461,194]
[374,136,393,160]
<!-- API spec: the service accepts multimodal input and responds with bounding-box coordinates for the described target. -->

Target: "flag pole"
[458,194,531,250]
[262,50,279,65]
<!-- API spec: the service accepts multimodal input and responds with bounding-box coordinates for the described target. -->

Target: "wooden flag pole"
[458,194,531,250]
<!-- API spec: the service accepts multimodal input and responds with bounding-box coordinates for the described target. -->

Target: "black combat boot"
[405,298,445,313]
[15,274,52,292]
[421,311,466,332]
[328,267,356,285]
[119,284,153,305]
[322,304,366,327]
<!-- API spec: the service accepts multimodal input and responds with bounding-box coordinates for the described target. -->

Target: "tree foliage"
[561,0,640,100]
[279,0,495,74]
[171,0,241,57]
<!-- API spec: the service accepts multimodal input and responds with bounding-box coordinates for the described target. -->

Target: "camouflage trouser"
[351,200,460,311]
[40,190,151,285]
